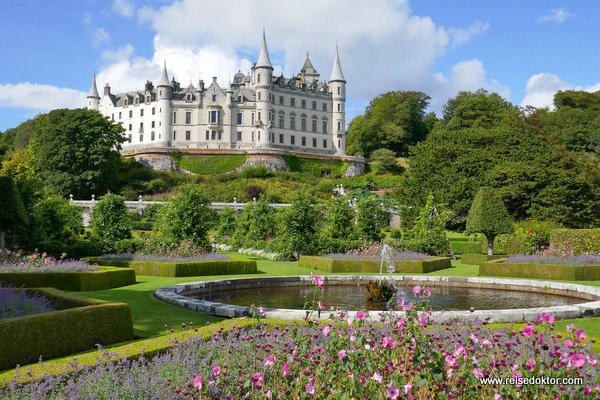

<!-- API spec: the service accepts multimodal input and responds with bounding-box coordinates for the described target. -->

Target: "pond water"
[189,284,584,311]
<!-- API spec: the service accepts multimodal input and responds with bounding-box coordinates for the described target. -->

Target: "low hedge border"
[0,288,134,372]
[461,254,507,266]
[298,256,451,273]
[86,258,257,277]
[0,318,259,385]
[450,241,482,255]
[0,266,136,291]
[480,258,600,281]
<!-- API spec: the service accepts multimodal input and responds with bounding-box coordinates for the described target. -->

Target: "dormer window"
[124,99,128,106]
[212,94,217,102]
[238,96,242,102]
[186,94,192,101]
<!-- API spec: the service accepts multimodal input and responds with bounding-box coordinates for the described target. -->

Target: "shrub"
[141,203,163,222]
[465,187,513,255]
[232,197,277,248]
[279,191,321,259]
[153,185,216,249]
[245,185,264,201]
[316,178,335,193]
[281,154,350,177]
[355,196,387,242]
[112,238,145,254]
[513,220,558,254]
[411,193,452,256]
[217,206,238,238]
[550,229,600,254]
[449,240,482,255]
[131,221,152,231]
[0,175,28,249]
[32,195,83,244]
[89,258,256,277]
[317,238,365,255]
[89,193,132,252]
[37,240,68,258]
[370,148,397,171]
[67,240,103,259]
[239,164,269,178]
[145,178,169,194]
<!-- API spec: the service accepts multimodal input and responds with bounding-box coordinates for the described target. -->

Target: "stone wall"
[234,155,291,172]
[342,162,365,177]
[134,154,183,173]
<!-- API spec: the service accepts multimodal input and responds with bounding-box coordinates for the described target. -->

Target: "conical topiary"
[465,187,513,255]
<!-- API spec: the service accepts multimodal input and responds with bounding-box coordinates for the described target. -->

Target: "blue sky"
[1,0,599,131]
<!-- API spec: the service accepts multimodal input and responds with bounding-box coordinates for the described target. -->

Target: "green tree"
[439,89,515,130]
[355,196,387,241]
[412,193,453,257]
[33,194,83,244]
[89,193,132,251]
[346,91,433,157]
[28,108,125,198]
[370,148,398,172]
[323,197,356,239]
[465,187,514,255]
[233,196,277,248]
[217,206,238,238]
[280,191,321,259]
[0,176,28,248]
[154,185,216,248]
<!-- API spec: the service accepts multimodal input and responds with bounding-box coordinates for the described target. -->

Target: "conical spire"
[301,55,316,74]
[158,60,170,87]
[329,45,345,82]
[255,30,273,69]
[88,74,100,98]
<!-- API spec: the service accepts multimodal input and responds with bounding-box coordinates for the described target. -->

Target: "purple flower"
[386,385,399,399]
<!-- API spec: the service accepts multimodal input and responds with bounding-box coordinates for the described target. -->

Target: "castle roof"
[255,30,273,69]
[88,74,100,98]
[329,46,345,83]
[300,56,317,75]
[158,61,170,87]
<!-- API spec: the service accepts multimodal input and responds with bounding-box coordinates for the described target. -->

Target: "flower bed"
[1,286,597,399]
[299,255,451,273]
[0,252,98,273]
[0,284,54,320]
[87,257,257,277]
[0,287,134,371]
[101,252,231,263]
[324,251,430,260]
[480,258,600,281]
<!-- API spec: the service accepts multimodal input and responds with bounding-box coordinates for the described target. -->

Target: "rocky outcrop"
[234,155,291,172]
[341,162,365,177]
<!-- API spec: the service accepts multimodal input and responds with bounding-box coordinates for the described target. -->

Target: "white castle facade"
[87,32,347,155]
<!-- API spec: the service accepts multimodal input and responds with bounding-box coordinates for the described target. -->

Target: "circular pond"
[155,275,600,323]
[188,284,584,311]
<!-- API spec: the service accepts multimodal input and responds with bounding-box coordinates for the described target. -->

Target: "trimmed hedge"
[0,288,134,371]
[0,266,136,291]
[480,258,600,281]
[87,258,257,277]
[299,256,451,273]
[461,254,507,266]
[450,241,482,255]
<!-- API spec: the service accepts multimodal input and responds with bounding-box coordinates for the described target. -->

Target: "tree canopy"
[346,91,435,157]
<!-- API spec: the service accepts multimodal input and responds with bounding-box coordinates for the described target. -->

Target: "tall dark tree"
[29,108,125,198]
[346,91,434,157]
[0,176,28,248]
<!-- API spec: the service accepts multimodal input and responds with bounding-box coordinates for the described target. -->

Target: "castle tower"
[87,74,100,111]
[329,46,346,155]
[252,30,273,148]
[157,61,172,147]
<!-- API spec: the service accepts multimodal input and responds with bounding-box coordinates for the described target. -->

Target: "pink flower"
[338,350,347,360]
[305,383,315,395]
[412,285,421,295]
[265,389,271,398]
[494,395,502,400]
[372,372,383,383]
[396,319,405,328]
[521,324,534,337]
[396,298,404,307]
[356,311,367,320]
[564,340,573,348]
[424,286,431,296]
[404,383,413,394]
[418,312,428,328]
[525,359,536,372]
[445,354,457,368]
[263,355,276,367]
[543,313,555,324]
[312,274,324,289]
[386,385,399,399]
[322,326,331,336]
[576,329,587,341]
[402,303,414,312]
[534,314,544,325]
[259,306,266,317]
[212,365,221,376]
[572,353,586,368]
[469,307,475,313]
[317,301,326,310]
[282,363,291,376]
[566,324,576,333]
[193,376,202,390]
[473,368,483,380]
[584,386,593,395]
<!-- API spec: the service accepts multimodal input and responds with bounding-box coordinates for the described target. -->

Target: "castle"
[87,31,347,156]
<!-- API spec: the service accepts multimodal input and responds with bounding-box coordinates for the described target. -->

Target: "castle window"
[152,121,155,128]
[322,103,327,112]
[173,131,176,140]
[237,112,243,125]
[111,114,114,120]
[151,131,155,141]
[139,122,144,132]
[279,96,284,105]
[323,121,327,133]
[173,112,177,124]
[252,132,255,141]
[337,87,341,94]
[211,131,216,140]
[152,107,155,115]
[290,117,295,130]
[128,134,132,143]
[338,121,342,131]
[128,124,132,131]
[206,131,209,140]
[238,96,243,102]
[338,140,341,148]
[323,139,328,148]
[119,112,122,119]
[237,132,242,141]
[147,95,151,102]
[212,94,217,102]
[187,94,191,101]
[124,99,128,106]
[301,137,306,146]
[257,74,261,83]
[301,119,306,131]
[312,101,317,110]
[279,134,284,144]
[301,99,306,108]
[258,92,261,101]
[258,132,260,141]
[291,135,295,145]
[251,113,255,124]
[312,138,317,147]
[290,98,295,107]
[186,131,191,141]
[312,120,317,132]
[279,116,284,129]
[258,112,261,122]
[135,98,139,105]
[218,131,222,140]
[186,112,192,124]
[129,110,133,118]
[139,134,143,142]
[338,104,341,112]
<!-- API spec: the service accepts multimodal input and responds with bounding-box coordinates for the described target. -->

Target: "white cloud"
[448,21,490,47]
[0,83,87,110]
[519,73,600,110]
[537,8,574,23]
[113,0,134,18]
[92,27,110,48]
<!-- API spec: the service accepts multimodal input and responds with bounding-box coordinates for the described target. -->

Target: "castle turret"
[87,74,100,111]
[329,46,346,155]
[157,61,172,147]
[252,30,273,148]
